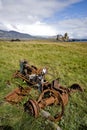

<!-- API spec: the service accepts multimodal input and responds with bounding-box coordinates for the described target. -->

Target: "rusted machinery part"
[38,83,69,106]
[20,59,38,74]
[51,79,70,94]
[5,86,31,104]
[31,65,37,70]
[13,71,36,85]
[41,82,51,92]
[37,89,64,122]
[13,70,20,78]
[26,65,38,74]
[24,99,39,118]
[24,63,45,75]
[60,93,69,106]
[70,83,83,92]
[13,70,47,87]
[37,89,58,103]
[17,85,31,96]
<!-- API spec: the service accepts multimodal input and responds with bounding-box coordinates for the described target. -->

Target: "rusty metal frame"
[24,89,65,122]
[8,60,83,122]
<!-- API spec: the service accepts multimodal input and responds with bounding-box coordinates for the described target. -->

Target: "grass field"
[0,40,87,130]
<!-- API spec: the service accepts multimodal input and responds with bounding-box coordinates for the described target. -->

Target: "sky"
[0,0,87,38]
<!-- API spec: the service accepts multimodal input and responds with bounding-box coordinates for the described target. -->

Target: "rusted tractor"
[24,79,82,122]
[12,60,83,122]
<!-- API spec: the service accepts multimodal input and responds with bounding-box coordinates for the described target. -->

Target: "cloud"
[0,0,83,23]
[2,21,57,36]
[0,0,59,23]
[0,0,2,10]
[53,17,87,38]
[0,0,86,38]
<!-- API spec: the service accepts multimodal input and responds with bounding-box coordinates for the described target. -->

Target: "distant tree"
[11,39,20,42]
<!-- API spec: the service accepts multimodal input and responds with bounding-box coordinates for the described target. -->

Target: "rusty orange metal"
[24,78,82,122]
[24,89,64,122]
[5,86,31,104]
[11,60,83,122]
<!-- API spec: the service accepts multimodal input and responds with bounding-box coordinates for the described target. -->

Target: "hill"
[0,30,87,41]
[0,30,35,40]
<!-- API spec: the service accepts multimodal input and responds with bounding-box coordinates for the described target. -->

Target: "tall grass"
[0,40,87,130]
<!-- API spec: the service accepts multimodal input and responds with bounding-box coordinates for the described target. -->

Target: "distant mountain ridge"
[0,30,34,39]
[0,30,87,41]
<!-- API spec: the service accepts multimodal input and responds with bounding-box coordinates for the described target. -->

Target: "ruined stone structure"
[56,33,69,42]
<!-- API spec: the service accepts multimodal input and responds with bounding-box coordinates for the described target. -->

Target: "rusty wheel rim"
[24,99,39,118]
[37,89,64,122]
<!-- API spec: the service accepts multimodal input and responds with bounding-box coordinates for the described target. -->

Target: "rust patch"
[9,60,83,122]
[24,89,64,122]
[5,86,31,104]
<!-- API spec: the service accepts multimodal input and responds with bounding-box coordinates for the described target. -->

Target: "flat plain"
[0,40,87,130]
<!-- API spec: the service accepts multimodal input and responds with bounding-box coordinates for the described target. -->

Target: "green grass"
[0,40,87,130]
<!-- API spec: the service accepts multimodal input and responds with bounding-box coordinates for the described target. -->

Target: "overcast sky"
[0,0,87,38]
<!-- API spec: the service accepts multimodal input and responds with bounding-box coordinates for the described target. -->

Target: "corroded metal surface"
[24,89,64,122]
[24,78,82,122]
[8,60,83,122]
[24,99,39,118]
[13,60,47,90]
[5,86,31,104]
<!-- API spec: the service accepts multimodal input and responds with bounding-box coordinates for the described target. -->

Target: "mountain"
[0,30,35,40]
[0,30,87,41]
